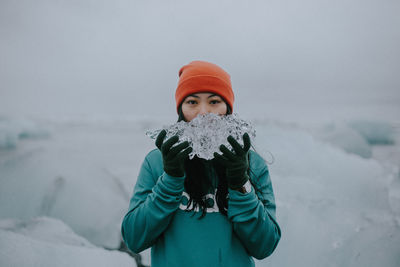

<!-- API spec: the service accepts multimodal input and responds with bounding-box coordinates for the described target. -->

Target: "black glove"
[214,133,251,190]
[156,130,192,177]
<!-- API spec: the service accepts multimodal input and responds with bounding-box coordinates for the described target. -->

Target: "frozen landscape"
[0,113,399,266]
[1,0,399,266]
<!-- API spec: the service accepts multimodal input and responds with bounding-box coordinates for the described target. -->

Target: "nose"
[198,103,210,115]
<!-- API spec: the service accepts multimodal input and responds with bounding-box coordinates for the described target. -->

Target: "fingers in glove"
[213,152,229,166]
[177,146,193,161]
[155,130,167,149]
[219,144,237,161]
[161,135,179,154]
[242,133,251,152]
[227,136,245,156]
[168,141,190,157]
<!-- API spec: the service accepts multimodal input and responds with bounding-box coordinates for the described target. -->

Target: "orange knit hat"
[175,61,234,113]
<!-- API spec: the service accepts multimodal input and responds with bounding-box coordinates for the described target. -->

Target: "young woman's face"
[181,93,228,122]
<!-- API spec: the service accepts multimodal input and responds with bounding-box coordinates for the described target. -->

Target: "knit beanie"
[175,61,234,113]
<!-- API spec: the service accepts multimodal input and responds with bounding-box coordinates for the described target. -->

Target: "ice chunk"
[146,113,256,160]
[0,118,50,149]
[0,217,94,248]
[310,120,397,159]
[0,217,136,267]
[347,120,395,145]
[316,122,372,158]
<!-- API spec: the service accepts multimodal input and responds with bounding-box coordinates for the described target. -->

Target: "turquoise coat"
[121,149,281,267]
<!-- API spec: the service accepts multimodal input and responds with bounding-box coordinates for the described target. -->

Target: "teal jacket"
[121,149,280,267]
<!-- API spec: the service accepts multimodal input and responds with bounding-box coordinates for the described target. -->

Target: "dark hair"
[177,98,264,218]
[183,156,229,218]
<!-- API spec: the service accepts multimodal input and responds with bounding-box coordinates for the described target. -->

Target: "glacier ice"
[347,120,395,145]
[146,113,256,160]
[0,118,50,149]
[0,217,135,267]
[1,116,399,266]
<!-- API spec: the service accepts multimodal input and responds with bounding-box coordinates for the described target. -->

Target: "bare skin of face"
[181,93,228,122]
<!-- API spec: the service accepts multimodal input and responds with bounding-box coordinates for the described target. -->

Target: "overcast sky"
[1,0,399,122]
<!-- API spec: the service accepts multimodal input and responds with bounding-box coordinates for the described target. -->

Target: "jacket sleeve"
[121,151,185,253]
[227,152,281,260]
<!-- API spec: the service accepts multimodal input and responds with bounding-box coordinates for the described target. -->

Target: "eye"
[209,99,222,105]
[186,99,197,105]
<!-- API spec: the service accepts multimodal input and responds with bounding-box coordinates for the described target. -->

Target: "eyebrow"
[186,94,219,98]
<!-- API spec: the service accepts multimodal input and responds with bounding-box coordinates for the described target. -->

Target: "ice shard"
[146,113,256,160]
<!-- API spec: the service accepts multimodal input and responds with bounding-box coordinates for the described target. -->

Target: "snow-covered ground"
[0,217,136,267]
[0,115,399,266]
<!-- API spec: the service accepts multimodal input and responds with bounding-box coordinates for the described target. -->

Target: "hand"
[214,133,251,190]
[156,130,192,177]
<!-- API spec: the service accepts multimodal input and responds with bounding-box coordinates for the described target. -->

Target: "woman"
[121,61,281,267]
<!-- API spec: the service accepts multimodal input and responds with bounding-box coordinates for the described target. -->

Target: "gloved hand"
[156,130,193,177]
[214,133,251,190]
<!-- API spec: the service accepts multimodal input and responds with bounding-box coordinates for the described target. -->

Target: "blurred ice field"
[0,113,399,267]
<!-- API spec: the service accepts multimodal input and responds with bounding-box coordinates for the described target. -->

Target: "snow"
[0,116,399,266]
[253,122,400,266]
[0,117,151,249]
[0,217,136,267]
